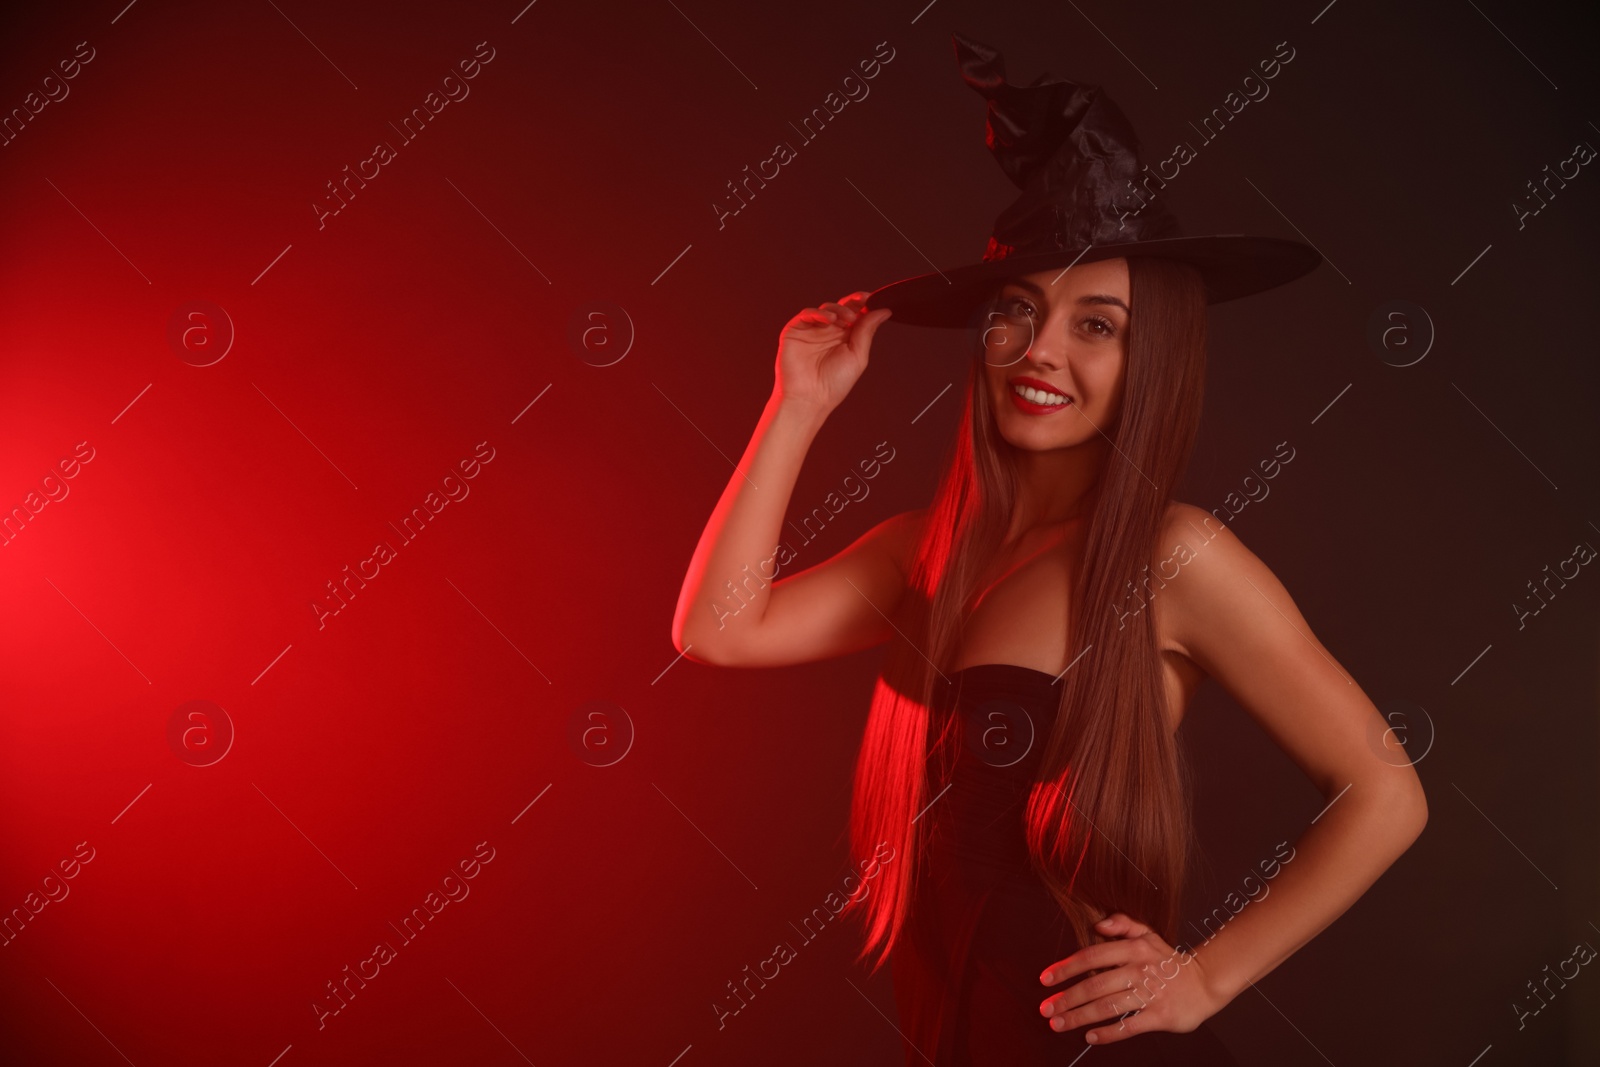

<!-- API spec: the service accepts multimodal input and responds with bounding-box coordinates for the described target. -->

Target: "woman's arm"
[1039,503,1427,1044]
[670,291,899,667]
[671,390,826,661]
[1159,502,1429,1005]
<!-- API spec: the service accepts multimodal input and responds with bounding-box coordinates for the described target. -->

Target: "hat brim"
[866,235,1322,328]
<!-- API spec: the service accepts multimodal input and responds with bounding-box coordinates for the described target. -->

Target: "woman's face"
[979,257,1130,451]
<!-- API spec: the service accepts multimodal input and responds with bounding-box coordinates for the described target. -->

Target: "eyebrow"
[1002,278,1130,314]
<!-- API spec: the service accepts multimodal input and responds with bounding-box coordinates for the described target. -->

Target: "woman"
[671,34,1429,1064]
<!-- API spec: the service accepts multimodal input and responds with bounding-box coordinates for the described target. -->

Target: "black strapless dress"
[891,663,1241,1066]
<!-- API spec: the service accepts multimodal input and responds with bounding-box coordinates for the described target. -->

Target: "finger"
[848,307,892,350]
[1097,913,1153,938]
[1051,984,1149,1034]
[819,301,859,325]
[1041,942,1123,985]
[1084,1004,1152,1045]
[1040,968,1136,1018]
[851,303,889,334]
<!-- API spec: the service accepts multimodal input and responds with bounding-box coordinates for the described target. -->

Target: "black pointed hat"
[867,33,1322,328]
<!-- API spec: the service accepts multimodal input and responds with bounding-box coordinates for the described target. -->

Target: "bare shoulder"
[1157,501,1232,560]
[1153,501,1268,664]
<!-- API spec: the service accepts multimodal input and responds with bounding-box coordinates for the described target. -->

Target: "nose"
[1020,314,1069,370]
[985,311,1064,368]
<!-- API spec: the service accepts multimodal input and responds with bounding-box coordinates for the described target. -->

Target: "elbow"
[676,640,723,667]
[671,621,735,668]
[1337,771,1428,849]
[1400,762,1429,828]
[1409,782,1429,840]
[1391,774,1429,847]
[671,593,735,666]
[671,625,705,665]
[671,609,707,664]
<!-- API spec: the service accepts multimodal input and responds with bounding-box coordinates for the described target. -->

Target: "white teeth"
[1012,382,1070,406]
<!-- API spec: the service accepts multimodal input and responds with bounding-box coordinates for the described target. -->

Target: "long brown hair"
[843,255,1209,973]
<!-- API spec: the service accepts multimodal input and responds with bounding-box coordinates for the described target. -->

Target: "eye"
[997,295,1038,319]
[1082,314,1117,337]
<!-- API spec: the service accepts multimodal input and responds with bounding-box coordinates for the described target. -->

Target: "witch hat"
[866,33,1322,328]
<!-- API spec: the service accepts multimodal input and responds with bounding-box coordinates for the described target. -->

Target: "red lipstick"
[1006,375,1073,415]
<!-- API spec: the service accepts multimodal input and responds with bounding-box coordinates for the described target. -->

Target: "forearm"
[671,391,827,656]
[1193,780,1427,1006]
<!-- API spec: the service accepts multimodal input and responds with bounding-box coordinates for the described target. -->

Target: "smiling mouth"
[1009,381,1073,410]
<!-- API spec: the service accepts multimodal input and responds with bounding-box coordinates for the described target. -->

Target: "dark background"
[0,1,1596,1064]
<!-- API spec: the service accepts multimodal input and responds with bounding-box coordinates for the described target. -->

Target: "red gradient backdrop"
[2,1,1597,1065]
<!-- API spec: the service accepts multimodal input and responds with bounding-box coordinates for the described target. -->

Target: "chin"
[997,418,1081,452]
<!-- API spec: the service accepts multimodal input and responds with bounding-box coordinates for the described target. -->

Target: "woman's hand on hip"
[1037,912,1225,1046]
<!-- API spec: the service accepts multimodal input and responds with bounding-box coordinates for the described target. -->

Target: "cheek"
[1081,353,1127,405]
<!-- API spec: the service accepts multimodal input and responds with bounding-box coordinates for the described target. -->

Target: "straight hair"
[842,255,1210,972]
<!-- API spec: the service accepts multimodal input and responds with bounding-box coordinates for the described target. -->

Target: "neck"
[1006,440,1106,542]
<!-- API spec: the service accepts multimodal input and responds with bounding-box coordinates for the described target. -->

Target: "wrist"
[1190,947,1241,1016]
[766,391,830,435]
